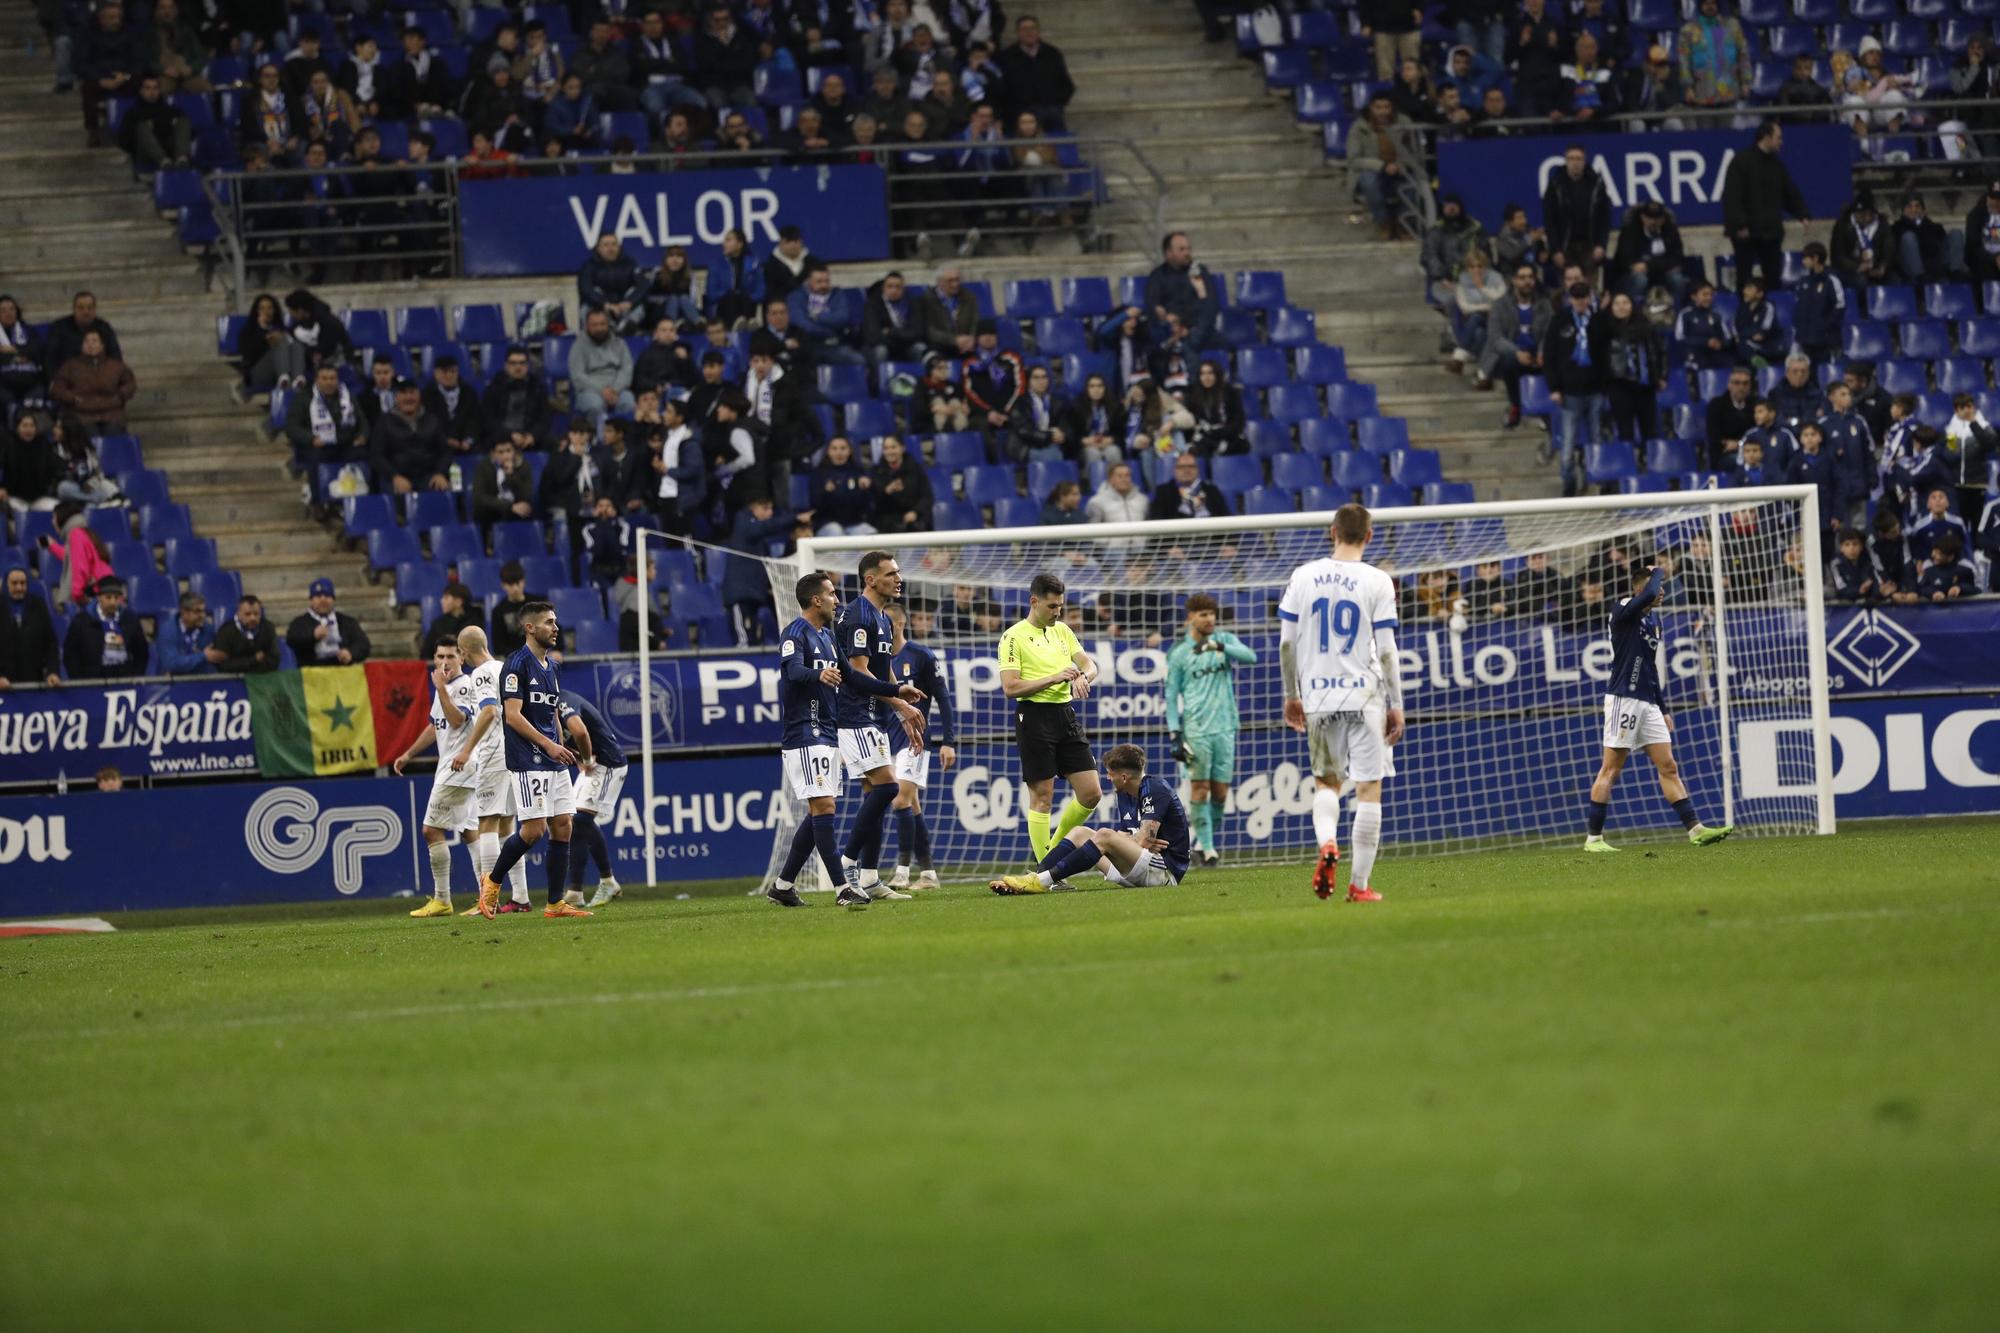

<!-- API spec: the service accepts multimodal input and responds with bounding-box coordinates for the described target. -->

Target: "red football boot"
[1312,841,1340,899]
[1346,884,1382,903]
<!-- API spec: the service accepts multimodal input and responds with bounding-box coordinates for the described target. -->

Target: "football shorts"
[1308,710,1387,784]
[1183,730,1237,784]
[576,762,628,815]
[421,778,476,832]
[838,725,893,778]
[1602,697,1672,751]
[474,761,513,819]
[1101,851,1179,889]
[892,746,931,787]
[513,768,576,821]
[1015,701,1095,784]
[783,744,841,800]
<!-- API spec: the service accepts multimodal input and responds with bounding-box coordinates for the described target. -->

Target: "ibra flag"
[245,667,379,776]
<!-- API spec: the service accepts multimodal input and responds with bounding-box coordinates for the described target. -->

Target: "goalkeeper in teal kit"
[1164,593,1257,867]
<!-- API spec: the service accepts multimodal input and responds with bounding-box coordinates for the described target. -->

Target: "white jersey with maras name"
[1278,557,1400,714]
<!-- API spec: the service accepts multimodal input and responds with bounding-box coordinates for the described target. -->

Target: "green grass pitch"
[4,818,1998,1332]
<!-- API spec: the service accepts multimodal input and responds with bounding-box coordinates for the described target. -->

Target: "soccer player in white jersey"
[1279,504,1406,903]
[453,626,534,912]
[392,639,485,917]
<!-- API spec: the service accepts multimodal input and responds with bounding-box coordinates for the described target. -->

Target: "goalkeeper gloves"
[1170,732,1194,765]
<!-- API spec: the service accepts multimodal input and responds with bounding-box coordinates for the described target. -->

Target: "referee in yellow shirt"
[998,573,1102,859]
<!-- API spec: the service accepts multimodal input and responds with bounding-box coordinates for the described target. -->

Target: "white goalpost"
[689,486,1833,887]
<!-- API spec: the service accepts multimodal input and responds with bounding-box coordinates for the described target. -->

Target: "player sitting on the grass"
[393,638,485,917]
[886,603,956,890]
[1165,592,1256,867]
[770,572,872,907]
[562,692,629,908]
[1586,563,1733,851]
[990,745,1190,895]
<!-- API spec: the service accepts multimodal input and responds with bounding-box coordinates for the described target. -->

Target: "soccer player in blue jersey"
[885,603,957,890]
[1586,564,1735,852]
[477,602,594,918]
[561,692,629,908]
[770,572,872,907]
[832,550,928,901]
[990,745,1191,895]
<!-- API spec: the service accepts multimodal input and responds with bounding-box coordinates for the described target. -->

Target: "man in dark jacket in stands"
[371,379,450,494]
[118,73,192,170]
[209,593,280,673]
[1610,200,1686,302]
[578,234,648,333]
[1143,232,1221,351]
[420,582,484,656]
[1541,144,1612,278]
[77,0,146,148]
[995,15,1075,129]
[472,438,537,529]
[920,266,981,355]
[63,576,148,681]
[422,354,483,454]
[1963,182,2000,293]
[0,566,61,687]
[286,577,372,666]
[1147,451,1229,521]
[1703,367,1757,471]
[481,345,551,450]
[1720,118,1809,292]
[862,271,927,367]
[1541,280,1607,497]
[43,291,123,376]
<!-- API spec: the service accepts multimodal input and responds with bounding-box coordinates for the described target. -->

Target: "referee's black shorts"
[1015,701,1095,784]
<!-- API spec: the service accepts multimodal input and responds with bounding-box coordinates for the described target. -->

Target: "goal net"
[766,487,1834,885]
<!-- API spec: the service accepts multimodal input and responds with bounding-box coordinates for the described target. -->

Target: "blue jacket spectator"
[581,501,633,585]
[786,267,866,367]
[1741,416,1797,476]
[1143,232,1221,349]
[1790,430,1847,532]
[1440,44,1504,103]
[156,594,219,674]
[807,438,876,535]
[1907,497,1970,562]
[1827,532,1877,603]
[577,234,648,332]
[1792,247,1844,359]
[1733,285,1787,364]
[1871,513,1913,592]
[1768,356,1825,433]
[704,230,767,324]
[1916,545,1977,601]
[63,577,148,681]
[655,415,707,519]
[542,77,600,146]
[1817,386,1876,521]
[1673,288,1734,371]
[721,493,797,624]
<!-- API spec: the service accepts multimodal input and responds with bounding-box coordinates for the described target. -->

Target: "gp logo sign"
[244,787,401,896]
[1826,611,1922,688]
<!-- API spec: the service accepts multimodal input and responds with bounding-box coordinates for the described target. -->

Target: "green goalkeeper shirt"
[1164,630,1257,736]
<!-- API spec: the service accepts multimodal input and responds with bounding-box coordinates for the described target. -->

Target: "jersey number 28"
[1309,597,1361,655]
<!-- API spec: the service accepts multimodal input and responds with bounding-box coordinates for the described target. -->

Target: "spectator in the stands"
[1769,353,1825,434]
[1347,94,1424,242]
[1147,452,1227,522]
[44,292,121,378]
[1603,291,1665,445]
[490,564,535,656]
[481,345,551,450]
[539,419,601,528]
[807,436,875,536]
[918,67,974,138]
[1792,242,1843,366]
[1447,245,1505,373]
[633,320,694,398]
[4,410,59,510]
[596,418,649,513]
[1725,435,1779,488]
[1064,374,1125,471]
[961,318,1026,445]
[1146,314,1194,396]
[63,575,146,680]
[1945,394,1998,522]
[77,1,142,147]
[422,356,482,455]
[1625,45,1686,126]
[862,271,926,368]
[297,69,360,158]
[921,267,980,355]
[762,225,815,305]
[810,70,858,135]
[1144,232,1221,350]
[1387,57,1438,124]
[1041,480,1086,528]
[1776,54,1831,120]
[1827,528,1878,602]
[1963,183,2000,292]
[996,14,1074,130]
[778,105,838,160]
[370,379,449,494]
[285,362,366,468]
[235,293,295,395]
[866,63,914,131]
[1916,534,1977,603]
[117,75,192,173]
[287,577,370,667]
[1004,364,1066,463]
[1677,0,1752,115]
[1488,203,1544,276]
[645,401,704,537]
[1094,304,1151,393]
[1475,263,1551,429]
[335,32,386,120]
[44,411,119,506]
[1817,382,1875,528]
[632,9,705,120]
[571,308,638,427]
[722,488,797,643]
[1422,196,1485,304]
[1543,281,1608,498]
[1865,506,1911,596]
[0,566,62,688]
[1722,119,1809,294]
[639,247,700,330]
[711,109,770,164]
[951,102,1012,257]
[580,495,634,588]
[383,25,456,120]
[1541,144,1612,280]
[420,583,484,658]
[1468,85,1518,137]
[704,389,762,512]
[567,18,632,111]
[1610,201,1685,303]
[577,235,646,334]
[51,330,134,431]
[1552,31,1620,127]
[543,73,602,152]
[1672,281,1734,373]
[1441,40,1504,104]
[1980,499,2000,591]
[611,554,672,652]
[1732,278,1787,368]
[742,332,814,501]
[278,288,348,375]
[357,358,399,433]
[696,3,759,108]
[1907,486,1971,561]
[1086,459,1148,535]
[787,265,866,368]
[1506,551,1560,619]
[1892,193,1950,282]
[140,0,209,94]
[705,228,766,327]
[869,435,933,534]
[1509,0,1565,116]
[1185,360,1248,457]
[1844,361,1893,448]
[39,522,110,610]
[0,295,44,419]
[514,20,564,111]
[909,353,969,434]
[1742,397,1799,476]
[1359,0,1425,84]
[472,438,536,529]
[280,27,330,99]
[154,592,217,676]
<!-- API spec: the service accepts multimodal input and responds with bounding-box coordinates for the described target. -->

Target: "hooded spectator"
[0,565,61,687]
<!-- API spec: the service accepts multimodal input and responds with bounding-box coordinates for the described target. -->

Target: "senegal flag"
[245,666,380,776]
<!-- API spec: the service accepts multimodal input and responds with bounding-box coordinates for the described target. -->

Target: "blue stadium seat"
[1059,276,1114,319]
[1697,368,1734,402]
[164,537,217,578]
[216,312,245,358]
[1737,0,1784,23]
[1026,459,1080,497]
[1262,48,1311,90]
[1033,317,1089,357]
[573,619,620,654]
[1271,452,1324,490]
[1899,320,1950,359]
[1003,279,1056,319]
[490,520,546,563]
[1245,419,1293,457]
[992,496,1040,528]
[1357,418,1410,455]
[519,555,570,592]
[1521,376,1556,418]
[1362,482,1413,509]
[1423,482,1476,506]
[343,494,395,543]
[394,560,443,608]
[1059,352,1113,390]
[453,303,510,345]
[1325,382,1378,420]
[367,527,421,574]
[1926,283,1977,319]
[1210,454,1263,500]
[1268,306,1317,347]
[549,586,604,625]
[1877,359,1928,395]
[128,572,179,622]
[1214,308,1261,348]
[396,306,449,348]
[1294,345,1347,384]
[1586,442,1639,485]
[932,500,983,530]
[1843,322,1893,360]
[1646,439,1698,474]
[1331,452,1382,489]
[117,470,168,511]
[1385,448,1439,489]
[1235,271,1287,310]
[815,363,870,404]
[962,464,1019,506]
[1294,80,1344,125]
[1242,486,1297,516]
[140,503,192,548]
[405,490,457,533]
[189,570,240,611]
[85,507,130,548]
[1117,275,1147,309]
[455,558,502,600]
[1301,484,1345,512]
[845,400,897,439]
[1290,8,1342,47]
[1267,383,1320,422]
[1763,22,1814,56]
[97,434,143,477]
[1938,356,1989,394]
[931,432,987,472]
[1236,346,1289,389]
[960,280,997,317]
[430,523,484,568]
[344,308,394,355]
[1883,19,1931,54]
[106,539,152,581]
[1669,402,1704,441]
[1297,417,1349,458]
[1621,474,1673,494]
[1868,284,1919,321]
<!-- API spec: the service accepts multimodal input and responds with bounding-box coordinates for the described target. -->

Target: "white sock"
[1350,801,1383,890]
[1312,786,1342,846]
[428,839,452,900]
[475,832,499,883]
[1036,870,1055,888]
[508,855,530,904]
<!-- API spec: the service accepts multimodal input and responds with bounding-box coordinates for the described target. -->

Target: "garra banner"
[1438,124,1853,230]
[457,164,891,277]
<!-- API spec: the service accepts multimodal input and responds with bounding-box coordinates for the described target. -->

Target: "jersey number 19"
[1310,597,1361,655]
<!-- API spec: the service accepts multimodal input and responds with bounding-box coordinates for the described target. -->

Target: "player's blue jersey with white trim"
[560,691,627,768]
[500,644,565,771]
[1607,568,1666,708]
[1116,774,1191,881]
[779,616,841,748]
[833,594,894,728]
[890,640,955,753]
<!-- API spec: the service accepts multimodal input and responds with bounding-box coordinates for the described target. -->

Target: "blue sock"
[1671,797,1699,830]
[895,807,916,865]
[490,831,531,882]
[582,812,612,879]
[570,814,594,886]
[1036,838,1076,873]
[849,784,897,872]
[544,838,570,905]
[913,810,931,870]
[1052,837,1106,883]
[779,818,816,883]
[1588,800,1609,836]
[812,812,843,885]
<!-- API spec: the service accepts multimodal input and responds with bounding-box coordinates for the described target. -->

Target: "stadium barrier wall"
[1437,124,1854,231]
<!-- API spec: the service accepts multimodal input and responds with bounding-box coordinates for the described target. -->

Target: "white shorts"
[513,768,576,821]
[1101,851,1179,888]
[422,777,478,832]
[1308,710,1387,784]
[1603,697,1672,751]
[892,747,930,787]
[839,726,893,779]
[474,761,513,819]
[576,762,628,814]
[783,744,840,800]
